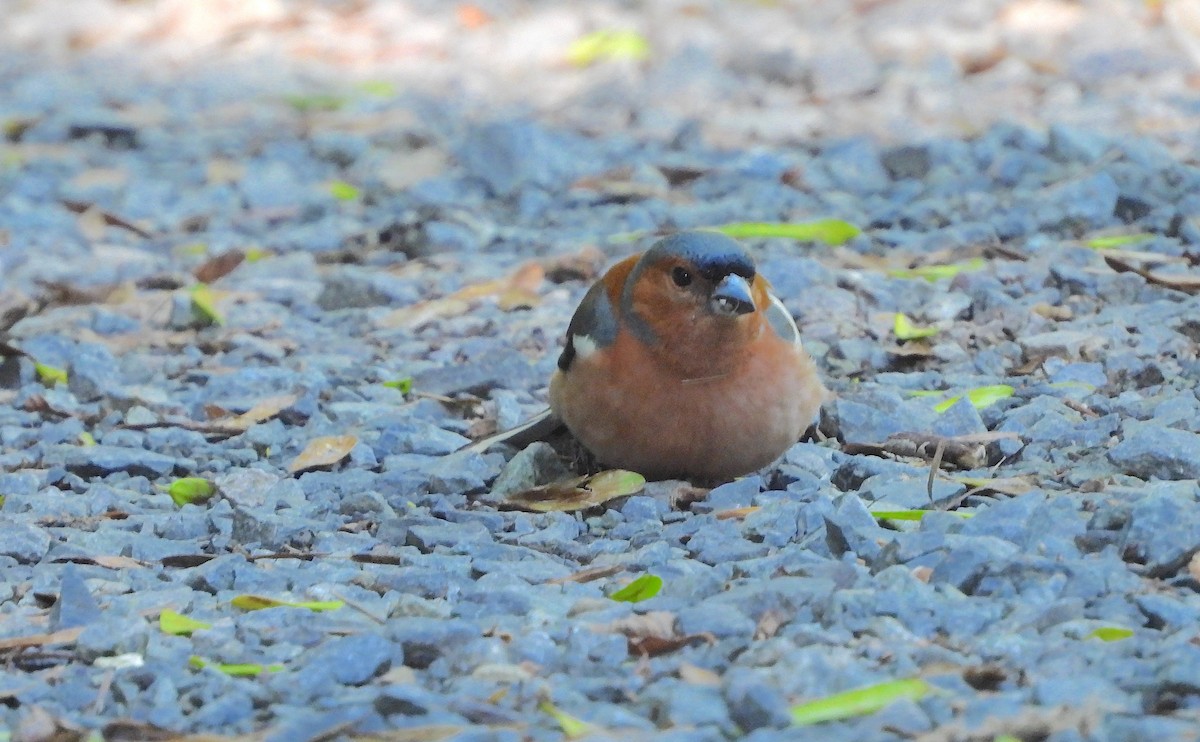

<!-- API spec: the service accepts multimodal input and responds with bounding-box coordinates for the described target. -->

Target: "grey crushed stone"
[2,1,1200,739]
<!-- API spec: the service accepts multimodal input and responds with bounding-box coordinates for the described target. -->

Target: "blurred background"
[4,0,1200,150]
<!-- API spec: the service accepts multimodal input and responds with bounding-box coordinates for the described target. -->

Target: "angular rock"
[1109,426,1200,481]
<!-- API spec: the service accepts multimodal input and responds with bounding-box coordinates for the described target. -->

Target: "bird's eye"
[671,267,692,287]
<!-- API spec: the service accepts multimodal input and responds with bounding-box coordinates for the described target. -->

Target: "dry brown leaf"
[76,206,110,242]
[56,555,149,570]
[382,262,546,328]
[955,474,1039,498]
[571,167,669,202]
[1105,255,1200,293]
[502,470,645,513]
[60,198,153,239]
[594,610,678,640]
[205,158,246,185]
[227,393,299,429]
[594,610,716,655]
[714,506,761,521]
[629,632,713,657]
[380,297,472,328]
[1032,302,1073,321]
[912,566,934,583]
[678,662,722,686]
[542,245,605,284]
[546,564,623,585]
[1189,552,1200,583]
[194,250,246,283]
[0,627,84,652]
[349,726,471,742]
[885,340,935,359]
[100,719,179,742]
[378,149,449,191]
[753,609,786,640]
[68,167,129,192]
[288,435,358,474]
[160,555,215,568]
[843,431,1020,471]
[14,705,86,742]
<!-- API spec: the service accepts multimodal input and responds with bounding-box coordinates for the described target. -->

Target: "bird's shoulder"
[557,254,640,372]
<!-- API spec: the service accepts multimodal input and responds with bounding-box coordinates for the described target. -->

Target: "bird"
[469,230,829,482]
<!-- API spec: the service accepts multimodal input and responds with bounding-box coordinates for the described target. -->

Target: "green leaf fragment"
[893,313,938,340]
[160,610,212,636]
[1085,234,1154,249]
[244,247,271,263]
[329,180,361,201]
[964,384,1014,408]
[567,30,651,67]
[791,678,933,726]
[382,378,413,393]
[888,258,986,281]
[34,362,68,387]
[189,283,224,326]
[175,242,209,258]
[609,573,663,603]
[230,594,344,612]
[1086,626,1133,642]
[78,432,97,447]
[356,80,397,97]
[284,93,346,112]
[167,477,216,507]
[539,700,594,738]
[871,510,974,522]
[711,220,861,246]
[189,656,283,676]
[932,384,1014,413]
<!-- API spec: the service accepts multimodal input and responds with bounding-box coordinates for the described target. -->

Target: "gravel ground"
[4,0,1200,740]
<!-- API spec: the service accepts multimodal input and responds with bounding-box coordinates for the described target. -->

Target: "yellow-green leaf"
[893,313,938,340]
[284,93,346,112]
[931,385,1014,413]
[230,594,344,612]
[566,30,651,67]
[382,378,413,393]
[539,700,594,739]
[1086,626,1133,642]
[610,574,663,603]
[160,610,212,636]
[329,180,361,201]
[356,80,397,97]
[888,258,986,282]
[871,510,973,522]
[1085,234,1154,250]
[244,247,271,263]
[505,469,646,513]
[962,385,1013,409]
[167,477,216,507]
[34,362,67,387]
[189,656,283,676]
[791,678,933,726]
[711,220,861,246]
[174,242,209,258]
[78,432,96,447]
[189,283,224,326]
[994,736,1022,742]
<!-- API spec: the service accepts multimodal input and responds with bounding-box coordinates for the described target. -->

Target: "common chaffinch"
[474,230,829,482]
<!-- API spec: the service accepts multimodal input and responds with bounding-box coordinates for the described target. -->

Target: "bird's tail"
[461,408,564,454]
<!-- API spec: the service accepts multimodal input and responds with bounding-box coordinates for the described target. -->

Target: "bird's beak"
[709,274,755,317]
